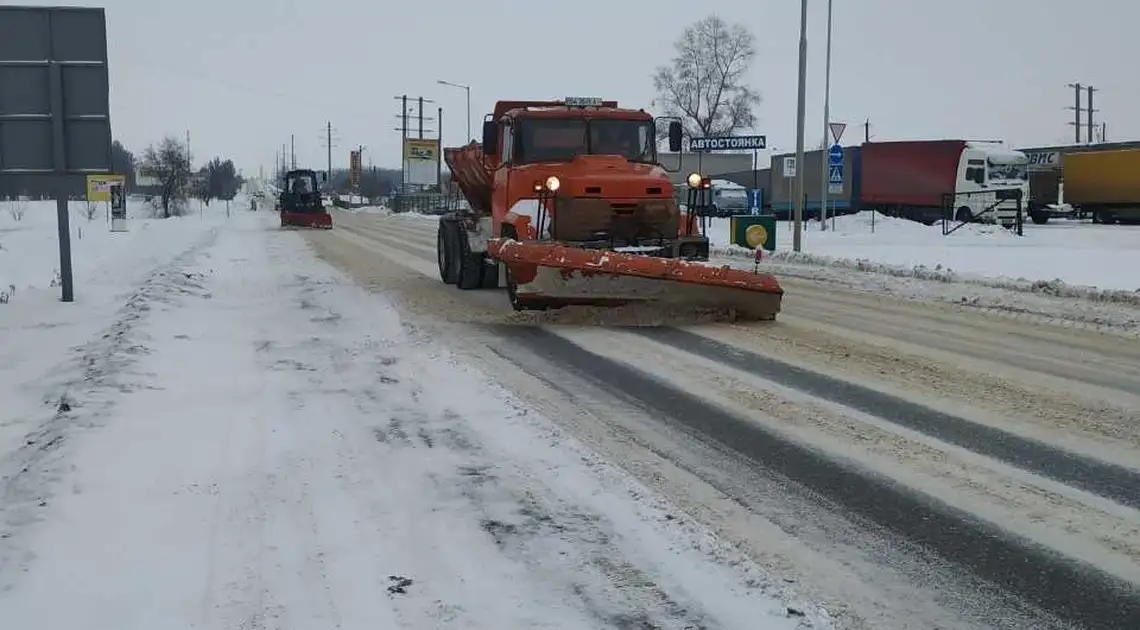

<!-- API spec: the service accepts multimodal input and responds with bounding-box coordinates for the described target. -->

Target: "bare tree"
[138,136,192,218]
[651,16,761,142]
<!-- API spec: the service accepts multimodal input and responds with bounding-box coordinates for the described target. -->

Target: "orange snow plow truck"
[436,97,784,320]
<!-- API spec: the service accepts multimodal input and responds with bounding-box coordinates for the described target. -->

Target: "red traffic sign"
[829,122,847,143]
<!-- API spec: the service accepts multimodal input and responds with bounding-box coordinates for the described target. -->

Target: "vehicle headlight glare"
[687,172,702,188]
[545,176,560,191]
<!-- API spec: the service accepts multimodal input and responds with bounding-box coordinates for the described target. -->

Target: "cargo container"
[1017,141,1140,223]
[768,147,858,220]
[763,141,1028,226]
[1062,148,1140,224]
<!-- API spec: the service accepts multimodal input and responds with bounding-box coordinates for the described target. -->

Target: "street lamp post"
[437,80,471,143]
[793,0,809,252]
[820,0,834,231]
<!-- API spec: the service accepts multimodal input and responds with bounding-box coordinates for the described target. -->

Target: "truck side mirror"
[482,121,498,155]
[668,121,683,152]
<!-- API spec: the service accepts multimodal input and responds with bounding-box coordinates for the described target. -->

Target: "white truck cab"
[954,142,1030,227]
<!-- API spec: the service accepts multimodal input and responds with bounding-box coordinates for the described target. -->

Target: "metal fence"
[389,192,448,215]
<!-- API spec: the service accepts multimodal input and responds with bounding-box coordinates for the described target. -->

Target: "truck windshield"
[515,119,656,164]
[289,176,316,193]
[988,161,1028,182]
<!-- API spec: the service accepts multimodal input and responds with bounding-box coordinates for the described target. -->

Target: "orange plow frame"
[280,212,333,229]
[486,237,784,319]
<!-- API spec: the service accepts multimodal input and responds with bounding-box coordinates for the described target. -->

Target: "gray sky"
[23,0,1134,174]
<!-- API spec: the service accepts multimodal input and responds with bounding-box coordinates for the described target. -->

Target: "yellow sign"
[404,138,439,162]
[745,224,769,248]
[86,174,125,202]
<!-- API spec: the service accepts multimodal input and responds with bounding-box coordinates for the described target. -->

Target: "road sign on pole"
[689,135,767,151]
[829,122,847,144]
[828,144,844,165]
[828,143,844,194]
[0,6,113,303]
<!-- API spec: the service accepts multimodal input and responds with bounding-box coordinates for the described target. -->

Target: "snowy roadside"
[0,200,237,460]
[707,212,1140,302]
[0,211,829,629]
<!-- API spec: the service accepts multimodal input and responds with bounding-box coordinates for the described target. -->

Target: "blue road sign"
[828,143,844,165]
[829,165,844,184]
[749,189,762,215]
[690,135,767,151]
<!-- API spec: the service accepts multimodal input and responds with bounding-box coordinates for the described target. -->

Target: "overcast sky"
[19,0,1133,175]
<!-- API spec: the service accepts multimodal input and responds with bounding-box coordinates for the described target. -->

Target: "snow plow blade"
[487,238,783,320]
[280,212,332,229]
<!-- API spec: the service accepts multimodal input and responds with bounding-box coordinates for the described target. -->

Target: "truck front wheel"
[454,225,484,290]
[1029,210,1049,225]
[437,219,458,284]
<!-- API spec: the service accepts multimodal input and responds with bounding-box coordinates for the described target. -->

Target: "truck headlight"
[545,176,560,191]
[687,172,702,188]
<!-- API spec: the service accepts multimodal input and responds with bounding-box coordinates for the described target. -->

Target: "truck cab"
[954,143,1030,227]
[479,98,700,257]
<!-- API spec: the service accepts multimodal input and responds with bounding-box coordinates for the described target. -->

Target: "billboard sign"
[0,6,112,178]
[403,138,439,186]
[349,149,362,187]
[85,173,124,201]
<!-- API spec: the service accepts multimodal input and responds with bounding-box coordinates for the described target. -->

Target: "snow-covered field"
[0,200,824,628]
[706,212,1140,294]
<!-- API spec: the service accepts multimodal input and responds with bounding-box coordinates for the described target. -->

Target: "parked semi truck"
[1062,148,1140,224]
[762,140,1030,227]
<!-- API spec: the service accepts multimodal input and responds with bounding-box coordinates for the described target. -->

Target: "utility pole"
[290,134,295,168]
[864,118,872,143]
[437,106,444,192]
[326,122,333,176]
[819,0,834,231]
[1067,82,1083,143]
[792,0,809,252]
[1087,85,1097,144]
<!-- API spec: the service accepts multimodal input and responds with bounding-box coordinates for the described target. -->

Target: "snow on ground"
[0,207,825,628]
[705,211,1140,295]
[379,209,1140,335]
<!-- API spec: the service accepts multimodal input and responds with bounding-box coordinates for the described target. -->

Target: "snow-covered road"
[0,209,820,629]
[305,209,1140,630]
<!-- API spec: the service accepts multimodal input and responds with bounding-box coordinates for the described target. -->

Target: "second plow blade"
[488,238,784,321]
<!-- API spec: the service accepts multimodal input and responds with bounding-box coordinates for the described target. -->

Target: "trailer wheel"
[955,206,973,223]
[1096,210,1116,225]
[1029,210,1049,225]
[454,226,484,290]
[437,219,458,284]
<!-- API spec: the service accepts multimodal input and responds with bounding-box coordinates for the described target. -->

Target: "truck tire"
[500,226,546,311]
[1029,210,1049,225]
[437,219,458,284]
[955,206,972,223]
[454,227,484,290]
[480,258,500,289]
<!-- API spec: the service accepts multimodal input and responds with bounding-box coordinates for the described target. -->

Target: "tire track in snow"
[272,229,816,628]
[493,325,1140,629]
[312,210,1140,628]
[632,327,1140,510]
[0,227,219,591]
